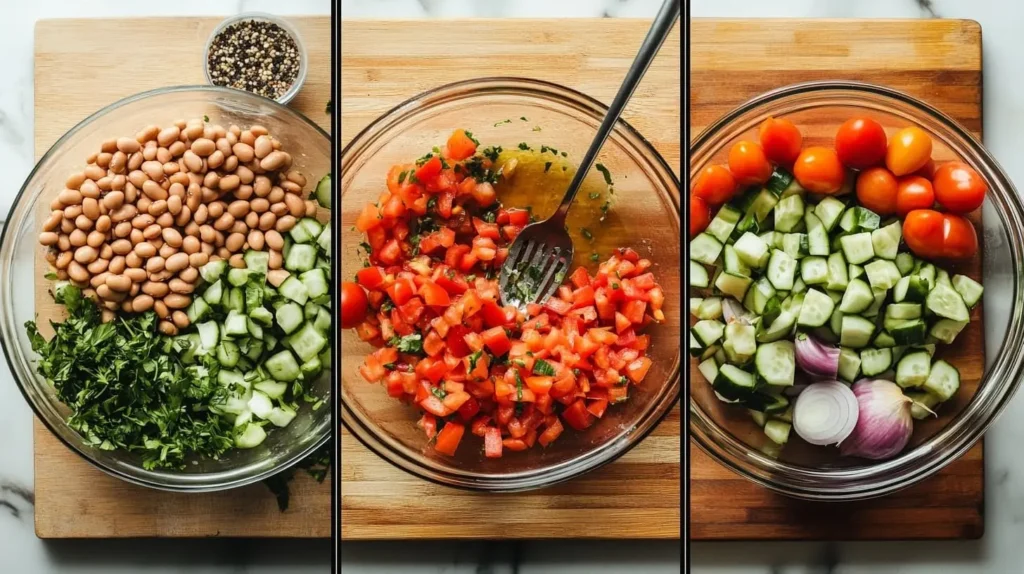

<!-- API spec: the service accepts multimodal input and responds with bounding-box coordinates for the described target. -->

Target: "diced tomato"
[417,413,438,439]
[482,326,511,356]
[386,277,416,306]
[434,421,465,456]
[622,300,647,324]
[420,394,451,417]
[414,156,443,184]
[423,330,445,357]
[506,209,530,226]
[457,396,481,422]
[355,203,382,231]
[355,321,380,342]
[416,357,448,384]
[480,301,511,328]
[525,376,554,395]
[442,390,472,412]
[437,191,454,218]
[625,357,653,384]
[473,217,501,240]
[502,438,528,451]
[587,399,609,418]
[570,266,591,289]
[538,419,564,447]
[484,426,503,458]
[562,399,595,431]
[446,129,478,161]
[356,266,386,290]
[419,280,451,307]
[446,325,472,358]
[543,297,573,316]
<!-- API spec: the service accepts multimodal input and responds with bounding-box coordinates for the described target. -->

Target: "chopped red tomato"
[434,421,465,456]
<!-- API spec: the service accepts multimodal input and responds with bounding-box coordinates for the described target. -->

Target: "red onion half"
[794,333,840,379]
[840,379,914,460]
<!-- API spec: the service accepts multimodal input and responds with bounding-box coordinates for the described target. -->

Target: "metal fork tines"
[499,238,571,309]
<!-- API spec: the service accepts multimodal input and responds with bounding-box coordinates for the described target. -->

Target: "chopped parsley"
[595,163,613,186]
[590,253,600,262]
[494,119,512,126]
[518,142,531,151]
[533,359,556,376]
[588,192,601,200]
[520,116,529,121]
[467,350,483,371]
[513,369,524,401]
[398,170,408,184]
[532,126,542,132]
[544,161,552,173]
[430,386,448,400]
[540,145,559,155]
[388,333,424,355]
[464,130,480,146]
[581,228,594,241]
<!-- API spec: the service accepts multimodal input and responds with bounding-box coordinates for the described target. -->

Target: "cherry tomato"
[895,176,935,217]
[886,126,933,176]
[690,195,711,238]
[835,117,887,169]
[932,161,987,214]
[942,213,979,259]
[914,158,936,179]
[758,117,803,165]
[902,209,978,260]
[341,281,369,329]
[692,164,737,205]
[727,140,772,186]
[793,147,846,194]
[855,167,898,215]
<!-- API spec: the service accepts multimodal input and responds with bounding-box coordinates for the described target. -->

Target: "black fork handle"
[549,0,681,225]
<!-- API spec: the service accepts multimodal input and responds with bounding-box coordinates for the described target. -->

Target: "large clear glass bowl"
[0,86,332,492]
[690,81,1024,500]
[340,78,681,491]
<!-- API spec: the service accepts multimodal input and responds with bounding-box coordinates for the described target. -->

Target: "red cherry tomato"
[692,164,737,205]
[896,176,935,217]
[855,167,898,215]
[727,140,772,186]
[758,117,803,165]
[886,126,933,176]
[341,281,369,329]
[835,117,888,169]
[902,209,978,260]
[793,147,846,194]
[932,161,987,214]
[690,195,711,238]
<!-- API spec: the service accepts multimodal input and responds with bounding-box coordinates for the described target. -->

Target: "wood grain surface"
[690,18,985,541]
[32,17,331,539]
[340,19,681,540]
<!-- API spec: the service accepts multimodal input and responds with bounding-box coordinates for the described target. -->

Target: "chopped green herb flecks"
[595,163,613,186]
[581,228,594,241]
[494,119,512,126]
[544,162,552,173]
[518,142,531,151]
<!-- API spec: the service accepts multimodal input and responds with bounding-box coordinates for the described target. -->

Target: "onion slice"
[794,334,840,379]
[722,299,752,325]
[792,381,859,446]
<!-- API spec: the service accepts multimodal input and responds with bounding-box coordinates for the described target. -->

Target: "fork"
[499,0,680,310]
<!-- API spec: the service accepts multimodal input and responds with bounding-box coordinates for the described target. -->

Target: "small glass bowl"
[690,81,1024,501]
[340,77,682,491]
[203,12,308,105]
[0,86,332,492]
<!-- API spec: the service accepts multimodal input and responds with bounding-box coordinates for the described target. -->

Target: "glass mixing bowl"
[690,81,1024,500]
[0,86,332,492]
[340,78,681,491]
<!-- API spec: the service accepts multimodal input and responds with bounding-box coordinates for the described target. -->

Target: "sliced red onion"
[794,333,840,379]
[722,299,751,325]
[841,379,914,460]
[793,380,859,446]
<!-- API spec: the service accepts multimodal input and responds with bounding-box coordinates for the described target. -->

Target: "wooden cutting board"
[32,17,331,538]
[690,19,985,541]
[340,19,681,540]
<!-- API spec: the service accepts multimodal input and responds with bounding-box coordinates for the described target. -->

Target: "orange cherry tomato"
[835,117,888,169]
[690,195,711,238]
[855,167,899,215]
[692,164,737,205]
[895,176,935,217]
[793,147,846,194]
[341,281,369,329]
[758,117,803,165]
[942,213,979,259]
[932,161,987,214]
[902,209,978,260]
[886,126,933,176]
[727,140,773,186]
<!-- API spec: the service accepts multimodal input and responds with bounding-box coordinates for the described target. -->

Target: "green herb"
[25,286,232,471]
[533,359,556,376]
[520,116,529,122]
[430,386,448,400]
[595,163,613,185]
[618,375,630,387]
[514,369,524,401]
[540,145,559,155]
[388,333,424,355]
[383,363,396,371]
[612,282,620,290]
[398,170,408,184]
[426,196,438,211]
[532,126,542,132]
[494,119,512,127]
[481,146,503,162]
[561,151,568,157]
[482,210,497,223]
[544,162,552,173]
[518,142,531,151]
[380,299,395,312]
[590,253,600,262]
[44,272,57,280]
[588,192,601,200]
[464,130,480,146]
[581,228,594,241]
[512,359,526,368]
[263,442,332,511]
[203,115,210,122]
[467,350,483,371]
[432,146,441,154]
[408,173,421,184]
[415,152,434,167]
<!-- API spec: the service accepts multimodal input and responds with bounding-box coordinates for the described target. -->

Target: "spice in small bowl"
[204,13,308,104]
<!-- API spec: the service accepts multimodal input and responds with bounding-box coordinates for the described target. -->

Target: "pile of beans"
[39,118,318,335]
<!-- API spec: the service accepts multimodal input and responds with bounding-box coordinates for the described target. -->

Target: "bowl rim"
[689,79,1024,500]
[0,84,331,492]
[340,76,682,492]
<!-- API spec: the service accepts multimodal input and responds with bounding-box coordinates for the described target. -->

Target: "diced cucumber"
[886,303,922,321]
[713,364,757,401]
[734,232,770,268]
[837,347,862,382]
[930,319,968,344]
[235,423,267,449]
[791,276,807,294]
[690,233,724,266]
[906,391,942,420]
[923,360,960,402]
[286,322,329,363]
[706,205,742,243]
[774,194,805,232]
[826,251,848,291]
[216,340,241,368]
[692,320,726,347]
[895,252,916,276]
[889,319,927,346]
[952,274,984,308]
[265,350,301,382]
[725,323,756,356]
[284,243,318,273]
[697,357,719,383]
[746,188,780,222]
[250,306,274,327]
[697,297,723,320]
[715,272,752,301]
[782,233,809,260]
[926,283,970,322]
[896,351,931,388]
[766,250,797,291]
[723,245,752,277]
[862,287,888,318]
[917,263,936,287]
[893,275,930,303]
[873,330,896,348]
[248,390,275,419]
[279,275,310,305]
[870,222,902,260]
[224,287,244,313]
[244,250,271,275]
[839,206,880,233]
[690,333,703,357]
[200,259,227,283]
[315,173,332,209]
[300,268,330,300]
[755,340,795,387]
[197,321,220,350]
[186,297,211,324]
[840,315,875,348]
[799,256,829,286]
[690,261,710,288]
[864,259,901,291]
[860,348,892,377]
[227,267,251,287]
[749,409,768,427]
[805,212,830,256]
[848,263,864,280]
[756,311,796,343]
[247,317,264,340]
[301,356,323,378]
[317,224,331,257]
[814,197,846,231]
[223,310,249,337]
[267,406,298,428]
[839,232,874,265]
[838,278,873,314]
[760,231,782,250]
[935,269,952,289]
[765,167,794,195]
[763,420,791,446]
[796,289,835,328]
